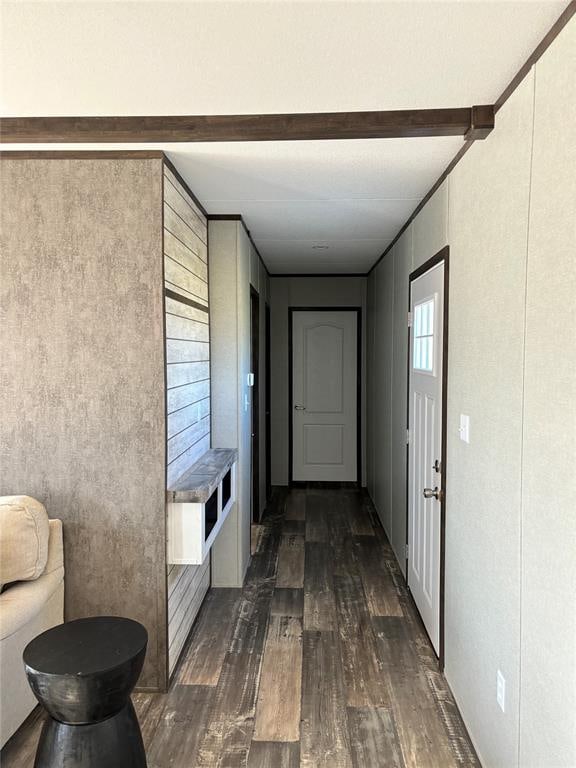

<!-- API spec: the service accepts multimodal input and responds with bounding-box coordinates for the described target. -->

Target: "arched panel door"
[292,310,358,482]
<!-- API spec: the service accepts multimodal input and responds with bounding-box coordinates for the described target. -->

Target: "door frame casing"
[265,302,272,504]
[250,286,260,522]
[406,246,449,670]
[288,306,362,487]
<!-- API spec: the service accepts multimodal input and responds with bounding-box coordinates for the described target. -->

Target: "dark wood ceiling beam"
[0,106,494,144]
[464,105,495,140]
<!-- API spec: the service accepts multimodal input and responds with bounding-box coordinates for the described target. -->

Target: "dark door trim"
[250,287,260,522]
[265,303,272,504]
[288,306,362,487]
[406,246,449,670]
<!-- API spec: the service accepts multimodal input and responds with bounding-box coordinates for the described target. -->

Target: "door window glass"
[413,298,435,372]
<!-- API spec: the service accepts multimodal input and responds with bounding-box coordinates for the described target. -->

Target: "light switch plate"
[497,670,506,712]
[459,414,470,443]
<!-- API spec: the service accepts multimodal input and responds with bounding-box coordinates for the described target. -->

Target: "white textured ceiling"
[167,137,465,273]
[0,0,569,273]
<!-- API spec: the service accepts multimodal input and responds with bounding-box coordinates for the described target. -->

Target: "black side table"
[23,616,148,768]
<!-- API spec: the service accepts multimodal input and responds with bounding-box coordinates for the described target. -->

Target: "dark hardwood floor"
[1,487,480,767]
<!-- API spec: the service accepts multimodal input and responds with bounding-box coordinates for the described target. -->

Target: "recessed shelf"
[167,449,237,565]
[204,488,218,541]
[221,469,232,510]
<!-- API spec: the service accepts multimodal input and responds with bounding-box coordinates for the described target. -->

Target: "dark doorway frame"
[265,302,272,504]
[406,245,449,670]
[288,306,362,487]
[250,287,260,522]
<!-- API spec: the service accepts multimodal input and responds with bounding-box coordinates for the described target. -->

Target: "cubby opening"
[204,488,218,540]
[222,469,232,509]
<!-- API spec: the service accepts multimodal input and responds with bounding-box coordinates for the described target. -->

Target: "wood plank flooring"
[1,487,480,768]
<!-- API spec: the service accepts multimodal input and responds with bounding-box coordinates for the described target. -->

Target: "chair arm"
[44,519,64,575]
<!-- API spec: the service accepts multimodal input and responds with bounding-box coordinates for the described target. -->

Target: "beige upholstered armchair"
[0,496,64,747]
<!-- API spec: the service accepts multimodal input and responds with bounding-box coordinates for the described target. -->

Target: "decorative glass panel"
[413,298,435,372]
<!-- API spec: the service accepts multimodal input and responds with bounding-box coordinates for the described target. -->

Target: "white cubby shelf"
[166,449,237,565]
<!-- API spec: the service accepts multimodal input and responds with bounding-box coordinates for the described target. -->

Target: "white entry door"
[408,261,444,654]
[292,310,358,482]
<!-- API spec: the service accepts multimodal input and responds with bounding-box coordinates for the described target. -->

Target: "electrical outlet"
[459,414,470,443]
[497,670,506,712]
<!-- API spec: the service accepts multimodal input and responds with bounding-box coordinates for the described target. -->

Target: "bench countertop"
[166,448,237,504]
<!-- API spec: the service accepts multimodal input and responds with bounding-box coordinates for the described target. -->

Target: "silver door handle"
[423,487,443,501]
[294,405,306,410]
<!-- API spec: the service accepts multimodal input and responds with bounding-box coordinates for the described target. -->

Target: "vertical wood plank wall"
[163,162,211,675]
[164,164,211,486]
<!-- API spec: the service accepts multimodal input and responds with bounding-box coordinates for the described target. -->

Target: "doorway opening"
[288,307,361,485]
[407,247,449,667]
[250,287,260,523]
[265,302,272,504]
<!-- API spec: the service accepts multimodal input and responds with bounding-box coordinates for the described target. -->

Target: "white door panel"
[304,424,344,465]
[304,324,344,412]
[408,262,444,655]
[292,311,357,482]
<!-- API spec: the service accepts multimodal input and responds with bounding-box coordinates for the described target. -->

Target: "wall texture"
[366,181,449,574]
[445,72,533,768]
[0,157,167,689]
[366,17,576,767]
[519,21,576,767]
[257,261,270,518]
[164,164,211,486]
[163,163,211,677]
[269,276,367,486]
[367,256,393,533]
[244,239,271,518]
[209,220,252,587]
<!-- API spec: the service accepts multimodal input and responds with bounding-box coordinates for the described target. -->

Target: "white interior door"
[292,310,357,482]
[408,262,444,654]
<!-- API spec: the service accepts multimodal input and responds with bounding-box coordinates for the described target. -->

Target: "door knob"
[423,487,444,502]
[294,405,306,410]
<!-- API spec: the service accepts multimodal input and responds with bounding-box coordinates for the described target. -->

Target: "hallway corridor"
[2,487,479,768]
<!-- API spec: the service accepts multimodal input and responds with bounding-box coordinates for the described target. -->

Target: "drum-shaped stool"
[23,616,148,768]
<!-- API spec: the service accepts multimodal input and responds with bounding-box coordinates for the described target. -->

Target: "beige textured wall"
[390,231,412,566]
[368,255,394,535]
[519,20,576,767]
[209,220,252,587]
[258,262,270,517]
[365,271,376,502]
[269,275,367,486]
[269,277,290,485]
[446,72,533,767]
[413,181,448,271]
[248,245,269,518]
[0,157,167,689]
[366,17,575,766]
[237,225,252,580]
[367,183,447,572]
